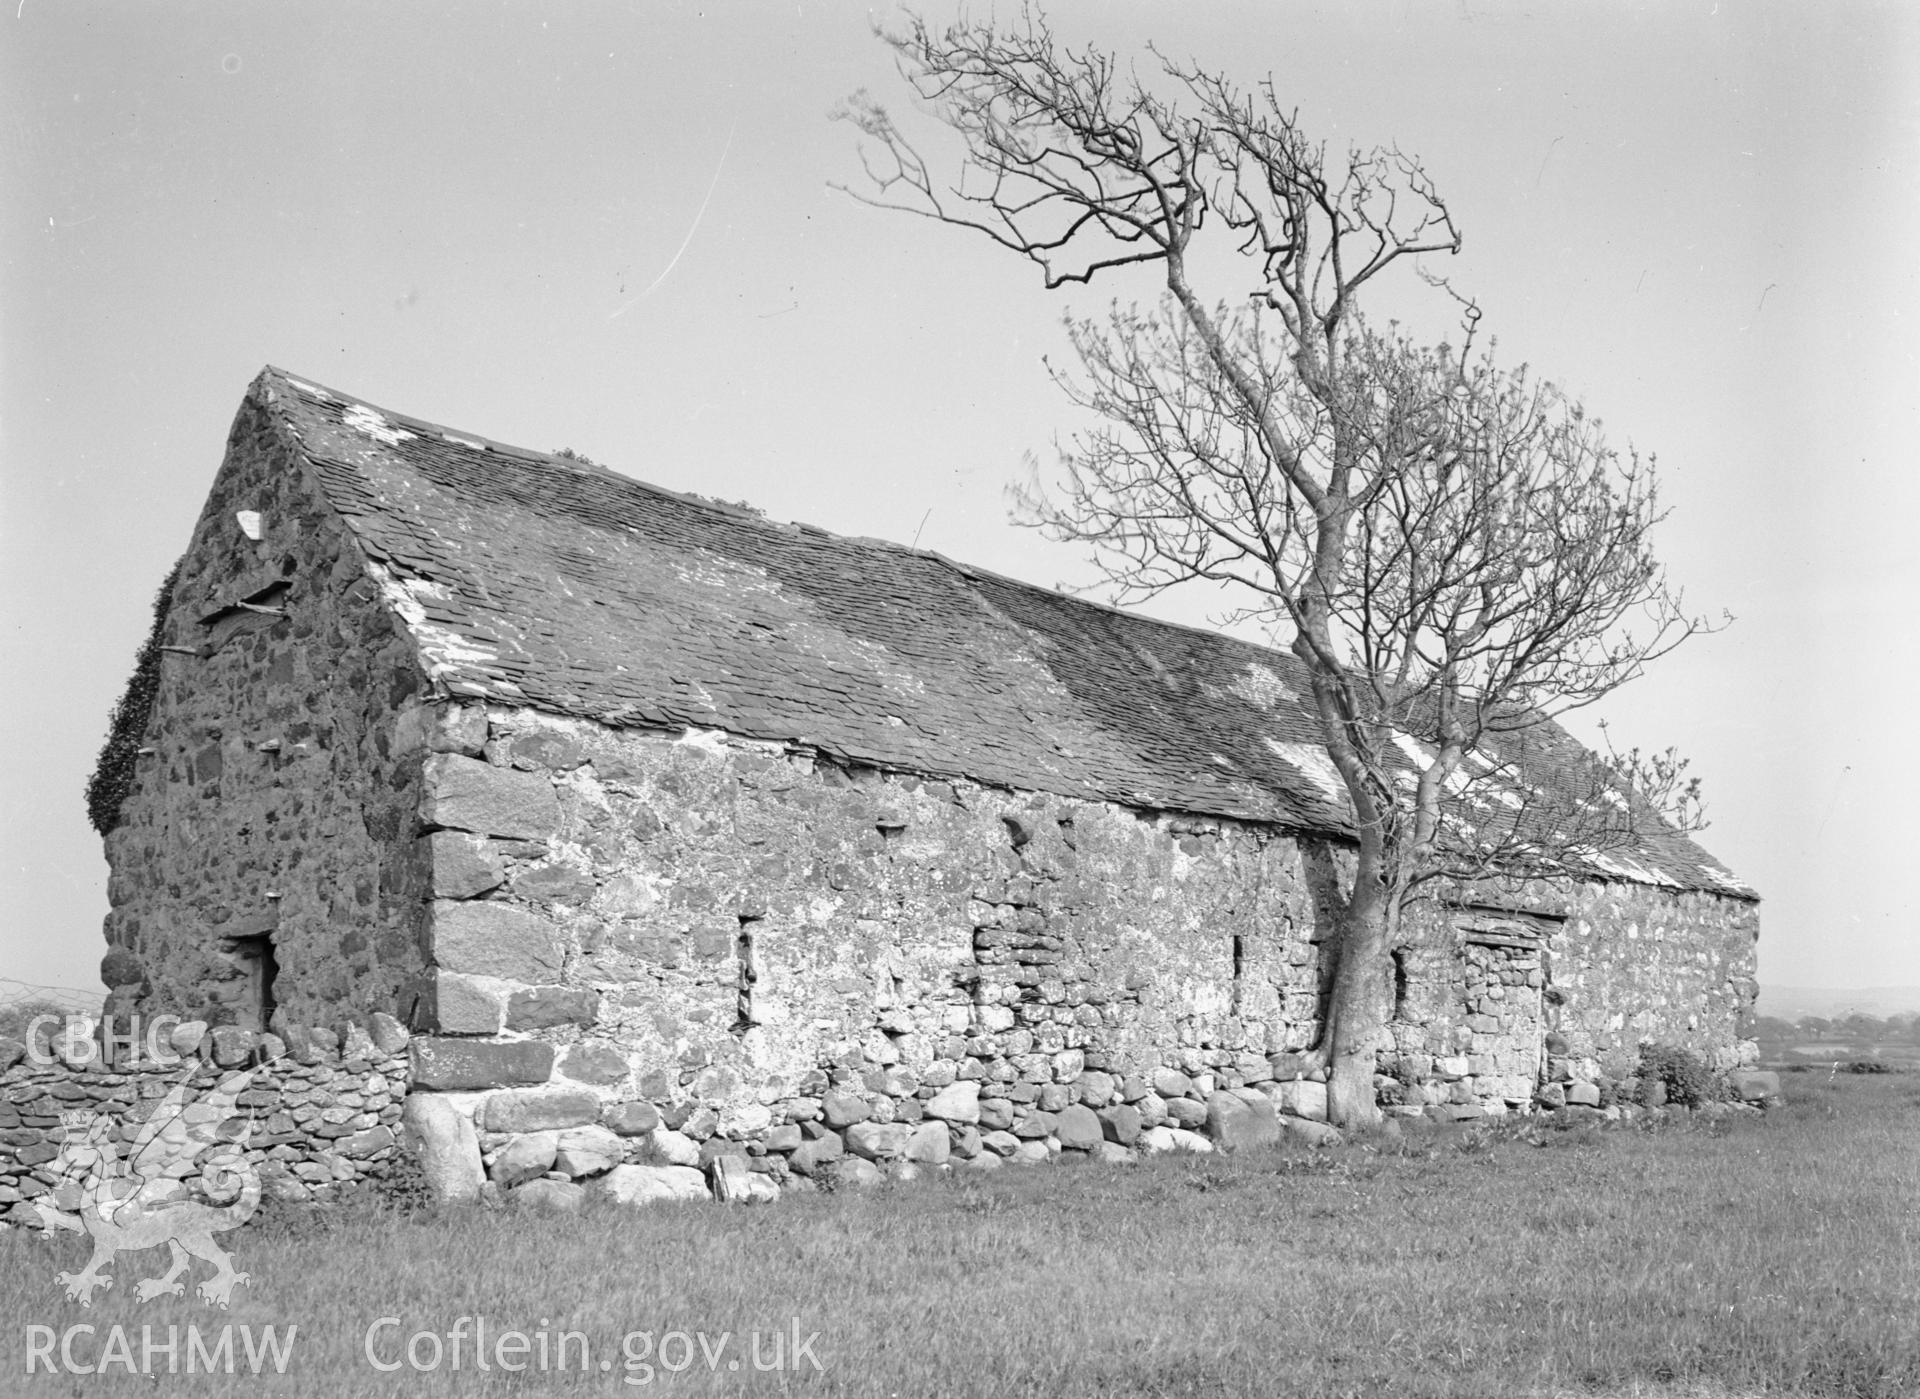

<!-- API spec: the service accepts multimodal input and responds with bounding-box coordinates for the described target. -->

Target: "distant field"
[4,1073,1918,1397]
[1757,1042,1920,1067]
[1755,986,1920,1022]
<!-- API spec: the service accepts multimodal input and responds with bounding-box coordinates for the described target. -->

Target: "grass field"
[3,1071,1916,1398]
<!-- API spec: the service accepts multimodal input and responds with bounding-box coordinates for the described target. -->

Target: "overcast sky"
[3,1,1915,998]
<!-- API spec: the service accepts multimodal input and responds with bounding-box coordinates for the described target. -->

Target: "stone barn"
[90,368,1759,1176]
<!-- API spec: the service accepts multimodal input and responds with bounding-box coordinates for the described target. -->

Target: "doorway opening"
[224,932,278,1032]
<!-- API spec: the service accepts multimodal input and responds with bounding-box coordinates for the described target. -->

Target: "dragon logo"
[35,1064,265,1309]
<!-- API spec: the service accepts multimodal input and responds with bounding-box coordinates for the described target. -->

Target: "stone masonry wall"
[0,1016,409,1228]
[1386,879,1760,1119]
[394,706,1757,1197]
[398,706,1354,1196]
[102,398,432,1026]
[1546,881,1761,1077]
[1385,933,1548,1115]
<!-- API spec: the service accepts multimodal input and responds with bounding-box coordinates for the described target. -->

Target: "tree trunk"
[1324,894,1391,1129]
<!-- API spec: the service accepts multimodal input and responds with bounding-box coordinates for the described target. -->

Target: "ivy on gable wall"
[87,557,182,835]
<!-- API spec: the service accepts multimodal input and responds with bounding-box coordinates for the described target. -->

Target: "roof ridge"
[258,364,745,511]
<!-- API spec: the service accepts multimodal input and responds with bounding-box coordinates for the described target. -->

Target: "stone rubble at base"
[0,1005,1786,1221]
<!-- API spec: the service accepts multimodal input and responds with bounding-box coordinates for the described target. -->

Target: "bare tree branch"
[838,8,1723,1129]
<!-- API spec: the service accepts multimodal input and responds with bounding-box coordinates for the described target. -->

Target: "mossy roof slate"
[249,367,1752,899]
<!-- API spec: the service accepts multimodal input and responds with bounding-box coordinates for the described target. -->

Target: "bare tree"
[837,10,1714,1127]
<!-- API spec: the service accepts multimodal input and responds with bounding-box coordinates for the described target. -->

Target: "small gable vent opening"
[198,580,293,654]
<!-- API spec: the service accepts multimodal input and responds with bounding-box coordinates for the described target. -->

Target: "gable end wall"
[100,397,432,1026]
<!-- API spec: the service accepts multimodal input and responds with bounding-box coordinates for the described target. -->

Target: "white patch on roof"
[1452,747,1527,810]
[1574,846,1680,888]
[1226,662,1297,710]
[1388,733,1433,793]
[1695,862,1753,894]
[367,561,500,682]
[1265,739,1347,807]
[1390,732,1516,807]
[1397,733,1512,806]
[443,434,487,451]
[286,378,333,401]
[342,402,415,447]
[1390,732,1432,770]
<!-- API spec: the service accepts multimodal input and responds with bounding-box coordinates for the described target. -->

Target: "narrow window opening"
[225,932,278,1033]
[1391,949,1410,1021]
[1231,933,1246,1017]
[734,917,763,1030]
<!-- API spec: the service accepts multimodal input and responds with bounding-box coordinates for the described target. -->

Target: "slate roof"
[248,367,1752,899]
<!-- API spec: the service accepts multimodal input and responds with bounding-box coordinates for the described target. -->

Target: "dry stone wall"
[0,1016,409,1227]
[100,398,432,1027]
